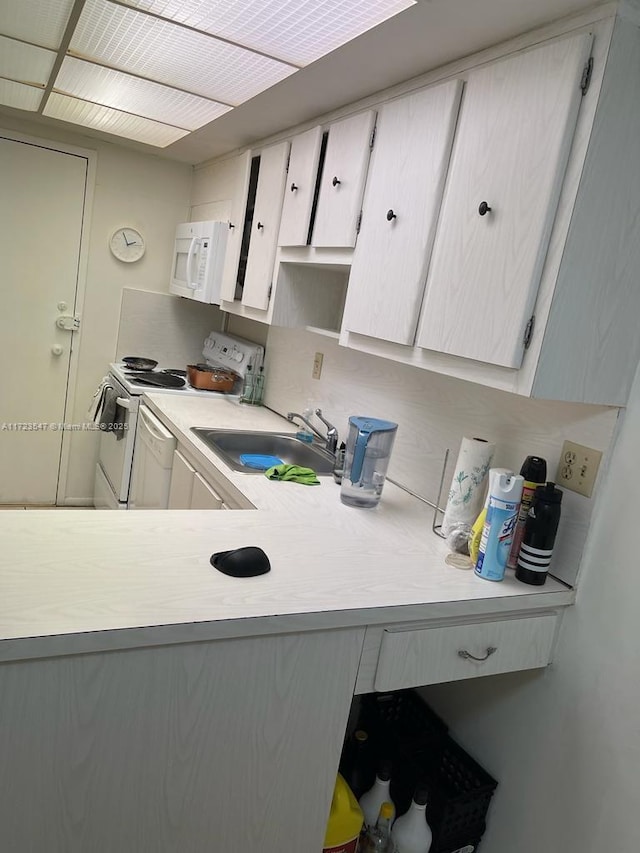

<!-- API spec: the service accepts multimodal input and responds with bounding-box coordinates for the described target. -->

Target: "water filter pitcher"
[340,417,398,508]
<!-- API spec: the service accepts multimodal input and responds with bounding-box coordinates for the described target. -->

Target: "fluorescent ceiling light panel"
[0,0,75,49]
[70,0,295,105]
[44,92,188,147]
[119,0,416,66]
[55,57,230,130]
[0,36,56,86]
[0,79,42,111]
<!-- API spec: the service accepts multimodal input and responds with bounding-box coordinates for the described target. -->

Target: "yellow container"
[323,774,364,853]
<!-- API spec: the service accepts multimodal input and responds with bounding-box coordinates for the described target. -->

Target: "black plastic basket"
[355,690,497,852]
[358,689,448,756]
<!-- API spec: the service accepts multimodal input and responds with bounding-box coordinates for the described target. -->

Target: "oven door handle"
[116,396,131,410]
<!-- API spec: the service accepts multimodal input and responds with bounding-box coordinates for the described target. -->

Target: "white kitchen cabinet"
[191,472,225,509]
[416,32,593,369]
[168,450,225,510]
[219,151,252,303]
[341,81,463,345]
[278,126,323,247]
[242,141,290,311]
[312,111,376,248]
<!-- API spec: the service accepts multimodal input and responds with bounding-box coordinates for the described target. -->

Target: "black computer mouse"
[210,546,271,578]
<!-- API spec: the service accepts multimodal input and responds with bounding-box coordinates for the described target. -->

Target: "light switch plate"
[556,440,602,497]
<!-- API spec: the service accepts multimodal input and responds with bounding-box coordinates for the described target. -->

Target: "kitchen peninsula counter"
[0,399,574,851]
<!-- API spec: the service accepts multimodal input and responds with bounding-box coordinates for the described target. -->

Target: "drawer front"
[374,613,558,692]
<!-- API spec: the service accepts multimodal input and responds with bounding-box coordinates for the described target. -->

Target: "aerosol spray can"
[507,456,547,569]
[475,470,524,582]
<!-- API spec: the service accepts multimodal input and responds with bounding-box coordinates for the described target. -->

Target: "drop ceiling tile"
[119,0,416,66]
[0,79,42,112]
[70,0,295,105]
[0,0,75,49]
[55,57,230,130]
[0,36,56,86]
[43,92,188,147]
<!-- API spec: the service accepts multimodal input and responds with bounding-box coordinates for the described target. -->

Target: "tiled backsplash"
[116,288,225,366]
[262,325,620,586]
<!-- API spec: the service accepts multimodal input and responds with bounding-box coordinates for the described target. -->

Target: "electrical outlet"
[312,352,323,380]
[556,440,602,497]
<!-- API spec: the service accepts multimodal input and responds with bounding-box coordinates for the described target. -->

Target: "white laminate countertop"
[0,393,574,662]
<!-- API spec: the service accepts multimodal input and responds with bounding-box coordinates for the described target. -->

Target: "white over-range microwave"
[169,220,228,304]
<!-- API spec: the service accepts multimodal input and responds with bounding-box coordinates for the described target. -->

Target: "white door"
[278,126,323,247]
[312,111,376,248]
[0,136,87,504]
[417,33,593,368]
[242,141,289,310]
[129,406,177,510]
[342,81,462,344]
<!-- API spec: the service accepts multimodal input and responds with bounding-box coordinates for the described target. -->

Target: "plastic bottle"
[340,729,376,799]
[391,786,432,853]
[475,470,524,581]
[323,774,364,853]
[253,365,265,405]
[295,405,315,443]
[507,456,547,569]
[361,802,397,852]
[469,468,513,564]
[516,482,563,586]
[240,364,254,404]
[360,760,395,830]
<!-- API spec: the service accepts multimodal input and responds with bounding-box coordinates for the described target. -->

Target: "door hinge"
[369,124,377,149]
[523,315,535,349]
[356,210,363,234]
[580,57,593,96]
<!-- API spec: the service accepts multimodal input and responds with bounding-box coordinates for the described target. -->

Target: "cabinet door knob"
[458,646,497,662]
[332,176,341,187]
[228,222,235,230]
[290,182,298,192]
[256,221,264,230]
[386,209,397,221]
[478,201,492,216]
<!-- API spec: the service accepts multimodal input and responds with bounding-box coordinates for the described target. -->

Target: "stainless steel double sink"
[191,428,335,474]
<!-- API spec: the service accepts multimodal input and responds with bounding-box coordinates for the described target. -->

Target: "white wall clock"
[109,227,146,263]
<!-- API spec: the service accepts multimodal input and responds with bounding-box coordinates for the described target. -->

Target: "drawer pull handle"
[458,646,497,662]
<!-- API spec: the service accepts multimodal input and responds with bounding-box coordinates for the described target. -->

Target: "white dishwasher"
[129,405,177,509]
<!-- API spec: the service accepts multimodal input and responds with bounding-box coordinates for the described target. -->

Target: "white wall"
[0,114,192,502]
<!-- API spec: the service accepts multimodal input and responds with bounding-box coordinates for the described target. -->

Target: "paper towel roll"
[441,437,496,539]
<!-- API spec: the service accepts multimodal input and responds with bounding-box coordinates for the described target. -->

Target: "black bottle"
[516,482,562,586]
[340,729,376,799]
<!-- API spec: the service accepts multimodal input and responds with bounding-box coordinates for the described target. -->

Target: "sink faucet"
[314,409,338,455]
[287,409,338,455]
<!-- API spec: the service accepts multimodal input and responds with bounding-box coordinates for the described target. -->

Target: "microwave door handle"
[186,237,198,289]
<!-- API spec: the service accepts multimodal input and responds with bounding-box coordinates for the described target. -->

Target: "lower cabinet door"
[191,472,225,509]
[168,450,195,509]
[374,613,558,691]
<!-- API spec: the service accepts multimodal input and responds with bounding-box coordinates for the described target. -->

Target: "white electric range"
[93,332,264,510]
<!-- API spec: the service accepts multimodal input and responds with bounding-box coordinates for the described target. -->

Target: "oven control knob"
[231,351,244,362]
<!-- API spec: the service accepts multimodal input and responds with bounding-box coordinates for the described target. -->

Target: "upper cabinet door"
[417,33,593,369]
[278,126,323,247]
[219,151,252,303]
[242,141,290,311]
[342,80,463,345]
[312,111,376,248]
